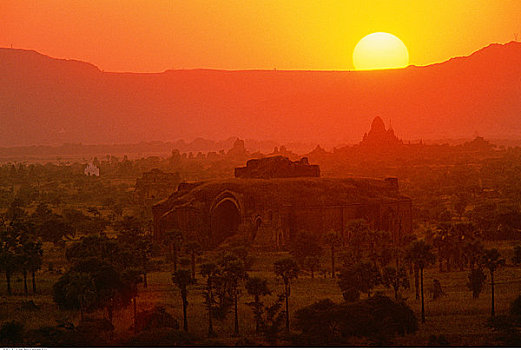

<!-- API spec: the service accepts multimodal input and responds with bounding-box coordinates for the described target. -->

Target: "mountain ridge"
[1,42,520,147]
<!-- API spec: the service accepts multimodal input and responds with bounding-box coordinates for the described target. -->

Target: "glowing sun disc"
[353,32,409,70]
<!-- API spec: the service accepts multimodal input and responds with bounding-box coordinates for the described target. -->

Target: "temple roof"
[154,177,409,212]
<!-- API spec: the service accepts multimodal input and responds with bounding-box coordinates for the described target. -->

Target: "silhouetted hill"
[1,43,520,146]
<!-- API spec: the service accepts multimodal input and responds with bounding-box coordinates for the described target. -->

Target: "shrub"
[0,321,25,346]
[126,329,199,347]
[510,295,521,323]
[293,295,417,346]
[135,306,179,332]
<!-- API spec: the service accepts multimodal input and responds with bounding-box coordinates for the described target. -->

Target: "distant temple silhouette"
[360,116,403,148]
[235,156,320,179]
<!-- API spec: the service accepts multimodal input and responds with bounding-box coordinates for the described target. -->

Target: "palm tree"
[463,240,484,270]
[324,230,341,279]
[303,256,320,278]
[19,236,43,295]
[274,258,299,331]
[136,237,152,288]
[220,254,247,336]
[172,269,195,332]
[428,226,445,272]
[28,240,43,294]
[345,220,371,261]
[171,230,184,271]
[0,220,22,296]
[481,248,505,317]
[245,276,271,333]
[200,262,219,337]
[185,241,202,279]
[406,240,436,323]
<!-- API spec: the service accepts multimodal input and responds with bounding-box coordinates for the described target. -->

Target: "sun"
[353,32,409,70]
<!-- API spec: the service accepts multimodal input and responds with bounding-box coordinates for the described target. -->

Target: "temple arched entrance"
[210,198,241,246]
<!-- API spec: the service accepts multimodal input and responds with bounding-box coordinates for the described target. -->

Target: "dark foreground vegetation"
[2,137,521,346]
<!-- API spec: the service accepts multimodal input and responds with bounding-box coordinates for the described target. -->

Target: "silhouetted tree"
[481,248,505,317]
[262,295,286,345]
[116,216,153,288]
[53,271,96,320]
[200,262,219,337]
[0,321,25,346]
[274,258,299,331]
[293,296,417,346]
[0,224,19,296]
[512,245,521,266]
[382,266,409,300]
[406,240,436,323]
[168,230,184,271]
[121,268,143,333]
[38,218,74,246]
[134,306,179,333]
[324,230,342,278]
[185,241,202,279]
[345,220,371,260]
[245,276,271,334]
[338,262,381,299]
[53,258,132,322]
[172,269,195,332]
[510,294,521,323]
[290,230,323,268]
[467,267,487,299]
[464,240,485,270]
[220,254,247,336]
[20,236,43,294]
[303,256,320,278]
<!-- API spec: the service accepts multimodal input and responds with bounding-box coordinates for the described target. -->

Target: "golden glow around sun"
[353,32,409,70]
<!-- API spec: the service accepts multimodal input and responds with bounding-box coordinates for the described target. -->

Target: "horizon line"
[1,41,519,74]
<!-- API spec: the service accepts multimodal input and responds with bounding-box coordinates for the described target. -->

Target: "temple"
[135,169,181,202]
[235,156,320,179]
[152,155,412,249]
[360,116,403,148]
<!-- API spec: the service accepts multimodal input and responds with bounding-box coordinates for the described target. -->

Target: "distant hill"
[1,42,520,147]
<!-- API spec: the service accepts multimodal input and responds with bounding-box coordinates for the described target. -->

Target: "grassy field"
[1,242,521,346]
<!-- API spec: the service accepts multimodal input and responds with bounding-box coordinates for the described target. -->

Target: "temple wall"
[153,180,412,249]
[241,200,413,249]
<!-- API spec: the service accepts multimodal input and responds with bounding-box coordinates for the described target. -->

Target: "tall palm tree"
[185,241,202,279]
[171,230,184,272]
[324,230,341,279]
[274,258,299,332]
[200,262,219,337]
[481,248,505,318]
[0,220,23,296]
[172,269,195,332]
[19,236,43,295]
[28,240,43,294]
[463,240,484,270]
[245,276,271,333]
[220,254,247,336]
[406,240,436,323]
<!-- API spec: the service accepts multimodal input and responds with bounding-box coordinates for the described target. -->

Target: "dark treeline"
[3,135,521,346]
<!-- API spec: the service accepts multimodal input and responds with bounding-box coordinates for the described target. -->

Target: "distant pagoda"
[360,116,403,148]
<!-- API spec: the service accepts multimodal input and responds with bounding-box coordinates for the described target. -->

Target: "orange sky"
[2,1,521,72]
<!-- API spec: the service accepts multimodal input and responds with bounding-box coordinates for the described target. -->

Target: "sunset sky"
[2,1,521,72]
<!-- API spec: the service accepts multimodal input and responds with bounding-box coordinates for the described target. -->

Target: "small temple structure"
[360,116,403,148]
[235,156,320,179]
